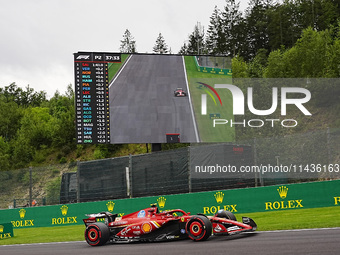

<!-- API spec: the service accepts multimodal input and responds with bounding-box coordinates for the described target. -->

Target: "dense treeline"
[0,83,76,170]
[232,25,340,79]
[181,0,340,60]
[1,0,340,170]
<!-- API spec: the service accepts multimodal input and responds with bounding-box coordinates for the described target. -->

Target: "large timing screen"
[74,52,233,144]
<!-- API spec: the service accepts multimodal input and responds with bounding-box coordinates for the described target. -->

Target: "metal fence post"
[76,161,80,203]
[129,154,133,198]
[188,146,192,193]
[29,166,32,207]
[126,167,131,198]
[327,127,331,165]
[253,138,263,187]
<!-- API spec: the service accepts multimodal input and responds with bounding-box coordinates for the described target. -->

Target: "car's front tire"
[186,215,212,241]
[85,222,110,246]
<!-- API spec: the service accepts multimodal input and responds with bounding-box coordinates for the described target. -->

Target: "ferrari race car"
[83,204,257,246]
[174,88,187,97]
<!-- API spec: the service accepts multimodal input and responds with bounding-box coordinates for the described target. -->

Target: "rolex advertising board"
[0,223,13,240]
[0,180,339,229]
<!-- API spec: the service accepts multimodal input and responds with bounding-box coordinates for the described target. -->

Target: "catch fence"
[1,128,339,209]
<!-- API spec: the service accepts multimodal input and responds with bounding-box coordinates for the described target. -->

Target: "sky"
[0,0,249,98]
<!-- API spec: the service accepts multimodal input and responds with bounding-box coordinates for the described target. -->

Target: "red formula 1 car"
[83,204,257,246]
[174,88,187,97]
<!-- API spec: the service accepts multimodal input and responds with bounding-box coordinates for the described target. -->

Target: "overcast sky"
[0,0,249,98]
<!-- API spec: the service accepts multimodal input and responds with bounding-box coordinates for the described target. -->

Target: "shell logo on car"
[142,223,152,233]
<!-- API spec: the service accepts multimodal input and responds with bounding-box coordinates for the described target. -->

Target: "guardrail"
[194,56,232,76]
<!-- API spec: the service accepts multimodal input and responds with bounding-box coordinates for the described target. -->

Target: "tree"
[17,107,54,149]
[264,25,339,78]
[178,42,189,54]
[153,33,169,54]
[266,1,300,50]
[246,48,268,77]
[284,27,331,78]
[222,0,245,57]
[206,6,224,54]
[48,86,75,148]
[187,23,205,54]
[0,100,23,141]
[263,48,286,78]
[325,21,340,77]
[231,55,248,78]
[0,83,46,107]
[244,0,273,59]
[0,137,10,170]
[120,29,137,53]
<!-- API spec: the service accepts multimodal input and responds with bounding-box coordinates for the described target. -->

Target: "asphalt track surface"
[109,54,198,143]
[1,228,339,255]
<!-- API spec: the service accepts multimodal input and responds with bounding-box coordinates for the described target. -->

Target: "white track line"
[109,54,133,88]
[182,56,200,142]
[2,227,340,247]
[256,227,340,233]
[0,241,85,247]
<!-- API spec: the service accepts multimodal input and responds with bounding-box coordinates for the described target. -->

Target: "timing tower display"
[74,52,121,144]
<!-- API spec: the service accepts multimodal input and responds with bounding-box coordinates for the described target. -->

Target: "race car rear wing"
[83,212,117,226]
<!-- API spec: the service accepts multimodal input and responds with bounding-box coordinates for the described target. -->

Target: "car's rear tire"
[186,215,212,241]
[215,210,237,221]
[85,222,110,246]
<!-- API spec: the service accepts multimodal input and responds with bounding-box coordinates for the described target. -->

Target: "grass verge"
[184,56,235,142]
[1,206,339,245]
[235,206,340,231]
[108,54,130,82]
[0,225,84,245]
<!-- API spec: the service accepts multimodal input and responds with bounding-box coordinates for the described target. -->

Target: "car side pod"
[242,217,257,231]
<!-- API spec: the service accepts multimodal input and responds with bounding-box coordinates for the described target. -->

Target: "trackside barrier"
[0,223,13,239]
[194,56,232,76]
[0,180,339,229]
